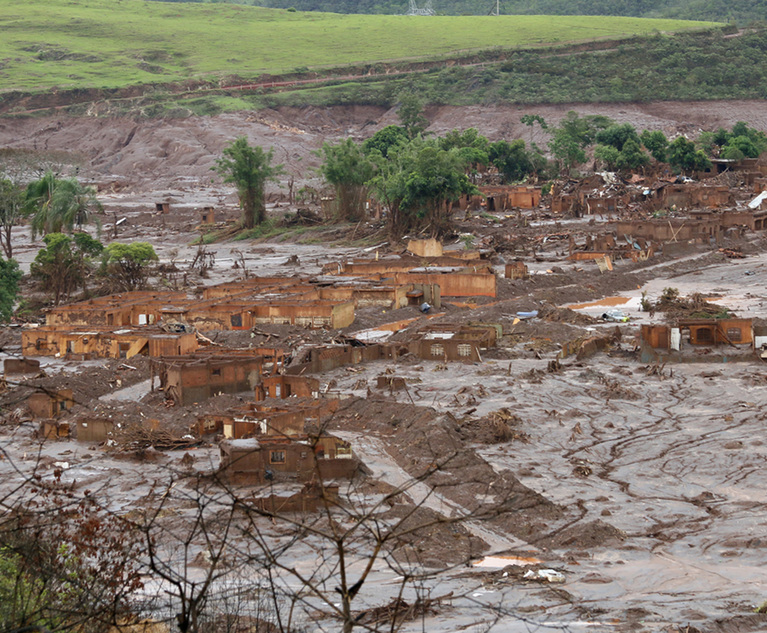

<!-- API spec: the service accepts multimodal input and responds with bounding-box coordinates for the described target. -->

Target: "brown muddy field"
[1,103,767,632]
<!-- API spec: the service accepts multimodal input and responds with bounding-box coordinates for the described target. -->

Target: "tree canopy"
[101,242,158,291]
[489,139,546,182]
[318,139,376,221]
[0,178,24,259]
[24,171,101,238]
[0,257,20,322]
[362,125,408,159]
[31,233,103,305]
[667,136,711,173]
[639,130,668,163]
[214,138,284,228]
[369,138,476,238]
[397,93,429,140]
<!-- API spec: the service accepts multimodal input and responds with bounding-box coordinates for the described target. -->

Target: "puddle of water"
[472,555,541,568]
[569,297,630,310]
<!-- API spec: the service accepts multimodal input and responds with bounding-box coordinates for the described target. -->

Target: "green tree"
[318,138,376,221]
[595,123,640,151]
[0,547,49,630]
[720,144,746,161]
[616,138,650,170]
[489,139,534,182]
[548,112,612,174]
[701,122,767,159]
[668,136,711,173]
[101,242,158,291]
[362,125,408,158]
[0,257,20,321]
[548,133,586,174]
[213,138,284,229]
[640,130,669,163]
[438,128,490,175]
[712,127,731,147]
[24,171,102,238]
[397,92,428,139]
[593,144,621,170]
[369,138,476,238]
[520,114,548,145]
[556,111,613,148]
[722,135,759,159]
[30,233,102,305]
[0,178,24,260]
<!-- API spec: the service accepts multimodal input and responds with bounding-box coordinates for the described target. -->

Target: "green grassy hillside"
[0,0,718,91]
[153,0,767,24]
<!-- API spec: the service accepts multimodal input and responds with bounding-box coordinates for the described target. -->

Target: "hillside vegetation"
[91,28,766,118]
[155,0,767,24]
[0,0,718,91]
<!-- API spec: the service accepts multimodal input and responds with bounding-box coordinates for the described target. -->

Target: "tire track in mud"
[530,367,767,547]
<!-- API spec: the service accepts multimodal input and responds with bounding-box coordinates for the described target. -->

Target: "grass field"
[0,0,719,92]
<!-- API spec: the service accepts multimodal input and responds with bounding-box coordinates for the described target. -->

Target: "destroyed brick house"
[249,482,340,514]
[21,249,501,364]
[652,183,732,210]
[454,186,542,212]
[505,261,529,279]
[689,208,767,231]
[255,375,320,400]
[567,233,654,262]
[405,323,499,363]
[480,185,541,211]
[283,322,501,374]
[219,433,358,484]
[551,175,625,215]
[4,358,40,375]
[198,408,305,440]
[76,418,115,443]
[151,351,271,406]
[194,394,336,439]
[21,326,198,360]
[552,191,624,215]
[407,238,442,258]
[550,171,760,220]
[640,318,755,362]
[27,388,74,419]
[614,218,721,244]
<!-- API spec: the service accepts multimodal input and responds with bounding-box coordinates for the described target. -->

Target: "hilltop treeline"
[152,0,767,23]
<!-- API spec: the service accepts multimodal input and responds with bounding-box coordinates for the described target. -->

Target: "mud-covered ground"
[3,238,767,632]
[2,103,767,632]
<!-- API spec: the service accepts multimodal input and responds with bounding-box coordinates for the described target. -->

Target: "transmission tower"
[406,0,435,16]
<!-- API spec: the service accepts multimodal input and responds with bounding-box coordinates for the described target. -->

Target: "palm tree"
[25,171,102,237]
